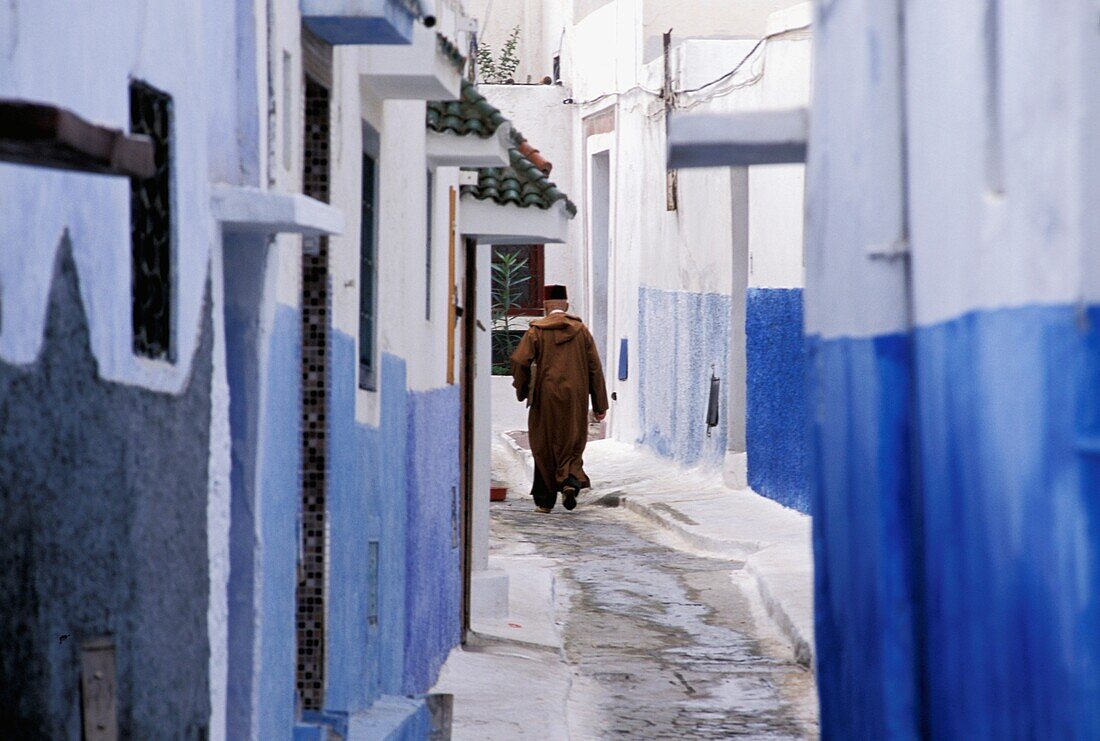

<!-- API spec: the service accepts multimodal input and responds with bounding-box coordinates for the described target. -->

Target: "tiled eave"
[211,184,344,236]
[426,124,512,168]
[460,198,572,245]
[667,108,808,169]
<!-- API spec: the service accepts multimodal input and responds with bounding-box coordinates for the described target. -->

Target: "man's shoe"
[562,481,578,511]
[536,506,552,514]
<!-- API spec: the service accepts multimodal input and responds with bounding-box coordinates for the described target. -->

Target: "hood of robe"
[531,313,584,344]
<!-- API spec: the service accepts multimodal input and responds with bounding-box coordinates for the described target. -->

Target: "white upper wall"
[476,84,584,310]
[905,1,1084,325]
[641,0,806,63]
[804,0,909,340]
[0,0,220,394]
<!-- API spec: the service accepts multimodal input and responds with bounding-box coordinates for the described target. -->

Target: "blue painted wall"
[637,286,731,466]
[810,303,1100,738]
[329,336,408,714]
[808,331,921,740]
[324,331,461,723]
[746,288,811,513]
[0,244,213,738]
[224,240,302,741]
[915,305,1100,738]
[257,304,306,739]
[404,385,462,694]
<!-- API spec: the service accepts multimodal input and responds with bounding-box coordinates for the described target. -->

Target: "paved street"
[478,494,818,739]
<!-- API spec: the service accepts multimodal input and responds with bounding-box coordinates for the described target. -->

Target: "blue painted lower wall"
[810,303,1100,738]
[256,304,303,739]
[637,286,731,466]
[807,330,921,740]
[404,386,462,694]
[326,330,461,722]
[746,288,811,513]
[915,304,1100,738]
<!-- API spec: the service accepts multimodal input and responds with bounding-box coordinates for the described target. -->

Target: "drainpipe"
[420,0,437,27]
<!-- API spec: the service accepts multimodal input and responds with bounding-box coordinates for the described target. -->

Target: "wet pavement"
[490,494,819,739]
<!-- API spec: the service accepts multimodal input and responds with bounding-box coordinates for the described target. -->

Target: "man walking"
[511,285,609,512]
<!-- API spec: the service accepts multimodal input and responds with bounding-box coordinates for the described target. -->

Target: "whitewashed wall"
[0,0,217,395]
[476,83,584,313]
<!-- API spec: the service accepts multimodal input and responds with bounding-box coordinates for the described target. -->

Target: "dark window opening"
[492,244,545,315]
[490,244,545,375]
[359,152,378,390]
[129,80,173,361]
[553,54,562,83]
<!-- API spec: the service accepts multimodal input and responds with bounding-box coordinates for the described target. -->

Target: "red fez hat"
[543,284,568,301]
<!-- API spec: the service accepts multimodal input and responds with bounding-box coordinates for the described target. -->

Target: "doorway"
[589,150,611,370]
[459,236,478,636]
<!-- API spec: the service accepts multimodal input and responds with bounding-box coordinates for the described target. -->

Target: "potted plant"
[490,481,508,502]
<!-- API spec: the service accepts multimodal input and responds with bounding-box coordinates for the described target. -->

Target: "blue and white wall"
[0,2,236,737]
[808,0,1100,736]
[318,48,465,733]
[559,3,814,496]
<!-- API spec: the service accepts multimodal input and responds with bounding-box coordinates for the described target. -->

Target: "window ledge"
[211,184,344,236]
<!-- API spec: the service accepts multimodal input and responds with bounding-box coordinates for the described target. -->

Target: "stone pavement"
[501,435,815,667]
[433,436,818,739]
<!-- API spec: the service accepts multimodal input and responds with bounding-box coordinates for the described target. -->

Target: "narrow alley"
[435,437,818,739]
[5,0,1100,738]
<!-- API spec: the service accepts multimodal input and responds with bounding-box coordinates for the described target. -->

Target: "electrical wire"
[570,23,809,109]
[575,84,662,107]
[675,24,810,97]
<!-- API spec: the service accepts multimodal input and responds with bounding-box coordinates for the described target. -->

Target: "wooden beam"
[0,100,155,178]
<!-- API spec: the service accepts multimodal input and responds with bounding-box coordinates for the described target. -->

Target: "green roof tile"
[426,79,506,138]
[460,146,577,218]
[429,83,576,218]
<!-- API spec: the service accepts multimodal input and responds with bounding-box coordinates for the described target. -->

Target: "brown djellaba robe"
[511,312,609,502]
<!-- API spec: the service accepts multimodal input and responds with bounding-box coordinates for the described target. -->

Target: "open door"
[459,233,478,637]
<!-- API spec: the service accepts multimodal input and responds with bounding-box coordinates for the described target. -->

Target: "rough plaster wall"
[745,288,809,513]
[403,385,463,694]
[0,244,213,738]
[637,286,730,467]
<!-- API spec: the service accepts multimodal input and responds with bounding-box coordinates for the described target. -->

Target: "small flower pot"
[490,485,508,502]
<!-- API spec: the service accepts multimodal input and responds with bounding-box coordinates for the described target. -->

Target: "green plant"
[491,248,530,375]
[476,26,521,84]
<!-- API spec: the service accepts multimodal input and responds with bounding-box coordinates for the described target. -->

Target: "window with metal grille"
[129,80,173,360]
[359,152,378,390]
